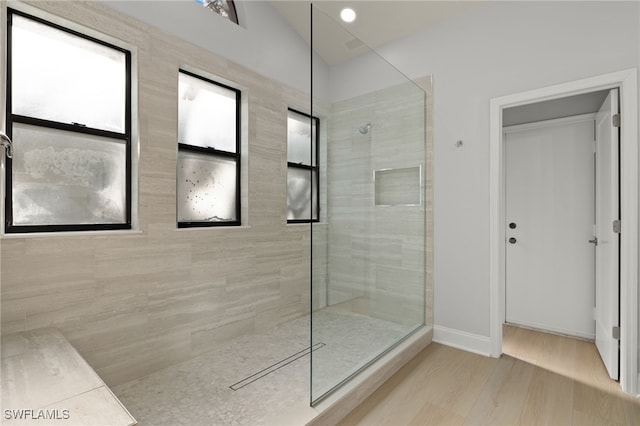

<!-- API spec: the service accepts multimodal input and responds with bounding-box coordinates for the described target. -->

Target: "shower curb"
[306,326,433,426]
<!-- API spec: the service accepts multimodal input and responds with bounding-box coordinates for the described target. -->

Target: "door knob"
[509,237,517,244]
[589,237,598,246]
[509,222,517,229]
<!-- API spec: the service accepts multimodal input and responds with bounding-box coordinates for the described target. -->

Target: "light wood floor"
[338,325,640,425]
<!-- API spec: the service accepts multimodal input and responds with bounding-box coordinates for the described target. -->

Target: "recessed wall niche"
[374,166,422,206]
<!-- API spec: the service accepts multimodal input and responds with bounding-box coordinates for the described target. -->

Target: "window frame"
[4,9,132,234]
[287,108,320,224]
[177,69,241,228]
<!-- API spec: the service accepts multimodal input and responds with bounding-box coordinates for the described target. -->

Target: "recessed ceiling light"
[340,7,356,23]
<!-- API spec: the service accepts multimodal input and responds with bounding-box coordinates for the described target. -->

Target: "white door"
[595,89,620,380]
[505,116,595,339]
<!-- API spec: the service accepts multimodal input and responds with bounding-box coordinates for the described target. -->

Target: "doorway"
[489,69,639,395]
[504,112,598,340]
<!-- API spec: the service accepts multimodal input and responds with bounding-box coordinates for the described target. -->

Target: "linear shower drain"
[229,342,325,391]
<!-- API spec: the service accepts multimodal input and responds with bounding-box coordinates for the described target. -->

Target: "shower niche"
[374,166,422,206]
[310,5,432,405]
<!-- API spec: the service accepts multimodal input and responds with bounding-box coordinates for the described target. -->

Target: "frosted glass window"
[287,168,318,221]
[5,10,131,233]
[177,151,237,223]
[11,14,127,133]
[287,109,319,223]
[177,70,241,228]
[179,72,238,153]
[287,110,317,166]
[11,123,127,226]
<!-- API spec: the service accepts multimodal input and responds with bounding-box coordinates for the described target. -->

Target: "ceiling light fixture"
[340,7,356,23]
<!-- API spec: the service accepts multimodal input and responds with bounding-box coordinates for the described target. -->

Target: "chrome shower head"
[359,123,372,135]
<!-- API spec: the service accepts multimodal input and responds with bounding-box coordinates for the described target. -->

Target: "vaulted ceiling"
[269,1,486,65]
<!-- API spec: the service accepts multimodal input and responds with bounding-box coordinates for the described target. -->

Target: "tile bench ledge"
[1,327,136,426]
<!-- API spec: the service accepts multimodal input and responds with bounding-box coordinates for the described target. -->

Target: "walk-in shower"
[310,5,430,404]
[0,2,431,424]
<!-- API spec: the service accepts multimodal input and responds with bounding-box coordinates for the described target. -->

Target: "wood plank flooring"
[338,325,640,425]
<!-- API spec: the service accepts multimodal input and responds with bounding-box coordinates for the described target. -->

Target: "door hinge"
[612,114,621,128]
[613,326,620,340]
[613,219,621,234]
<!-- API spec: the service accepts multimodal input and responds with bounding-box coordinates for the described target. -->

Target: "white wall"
[330,1,640,339]
[100,0,329,98]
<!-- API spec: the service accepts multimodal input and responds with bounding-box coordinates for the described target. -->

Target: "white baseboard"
[433,325,491,356]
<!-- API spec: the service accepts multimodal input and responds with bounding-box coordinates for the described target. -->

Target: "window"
[194,0,239,25]
[177,70,241,227]
[5,10,131,233]
[287,109,319,223]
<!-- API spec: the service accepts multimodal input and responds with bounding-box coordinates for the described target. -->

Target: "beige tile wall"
[322,79,433,327]
[0,1,312,386]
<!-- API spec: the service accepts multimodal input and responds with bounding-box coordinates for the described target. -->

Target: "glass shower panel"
[311,5,426,404]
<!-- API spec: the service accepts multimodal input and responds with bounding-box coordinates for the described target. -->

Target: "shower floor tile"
[112,309,409,426]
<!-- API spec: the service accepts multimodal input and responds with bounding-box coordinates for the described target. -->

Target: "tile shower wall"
[326,79,432,325]
[0,1,311,386]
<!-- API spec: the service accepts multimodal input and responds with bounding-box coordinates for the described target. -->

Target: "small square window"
[178,72,237,153]
[177,150,238,223]
[11,123,127,226]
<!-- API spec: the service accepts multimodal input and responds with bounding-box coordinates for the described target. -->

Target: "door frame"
[489,69,639,395]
